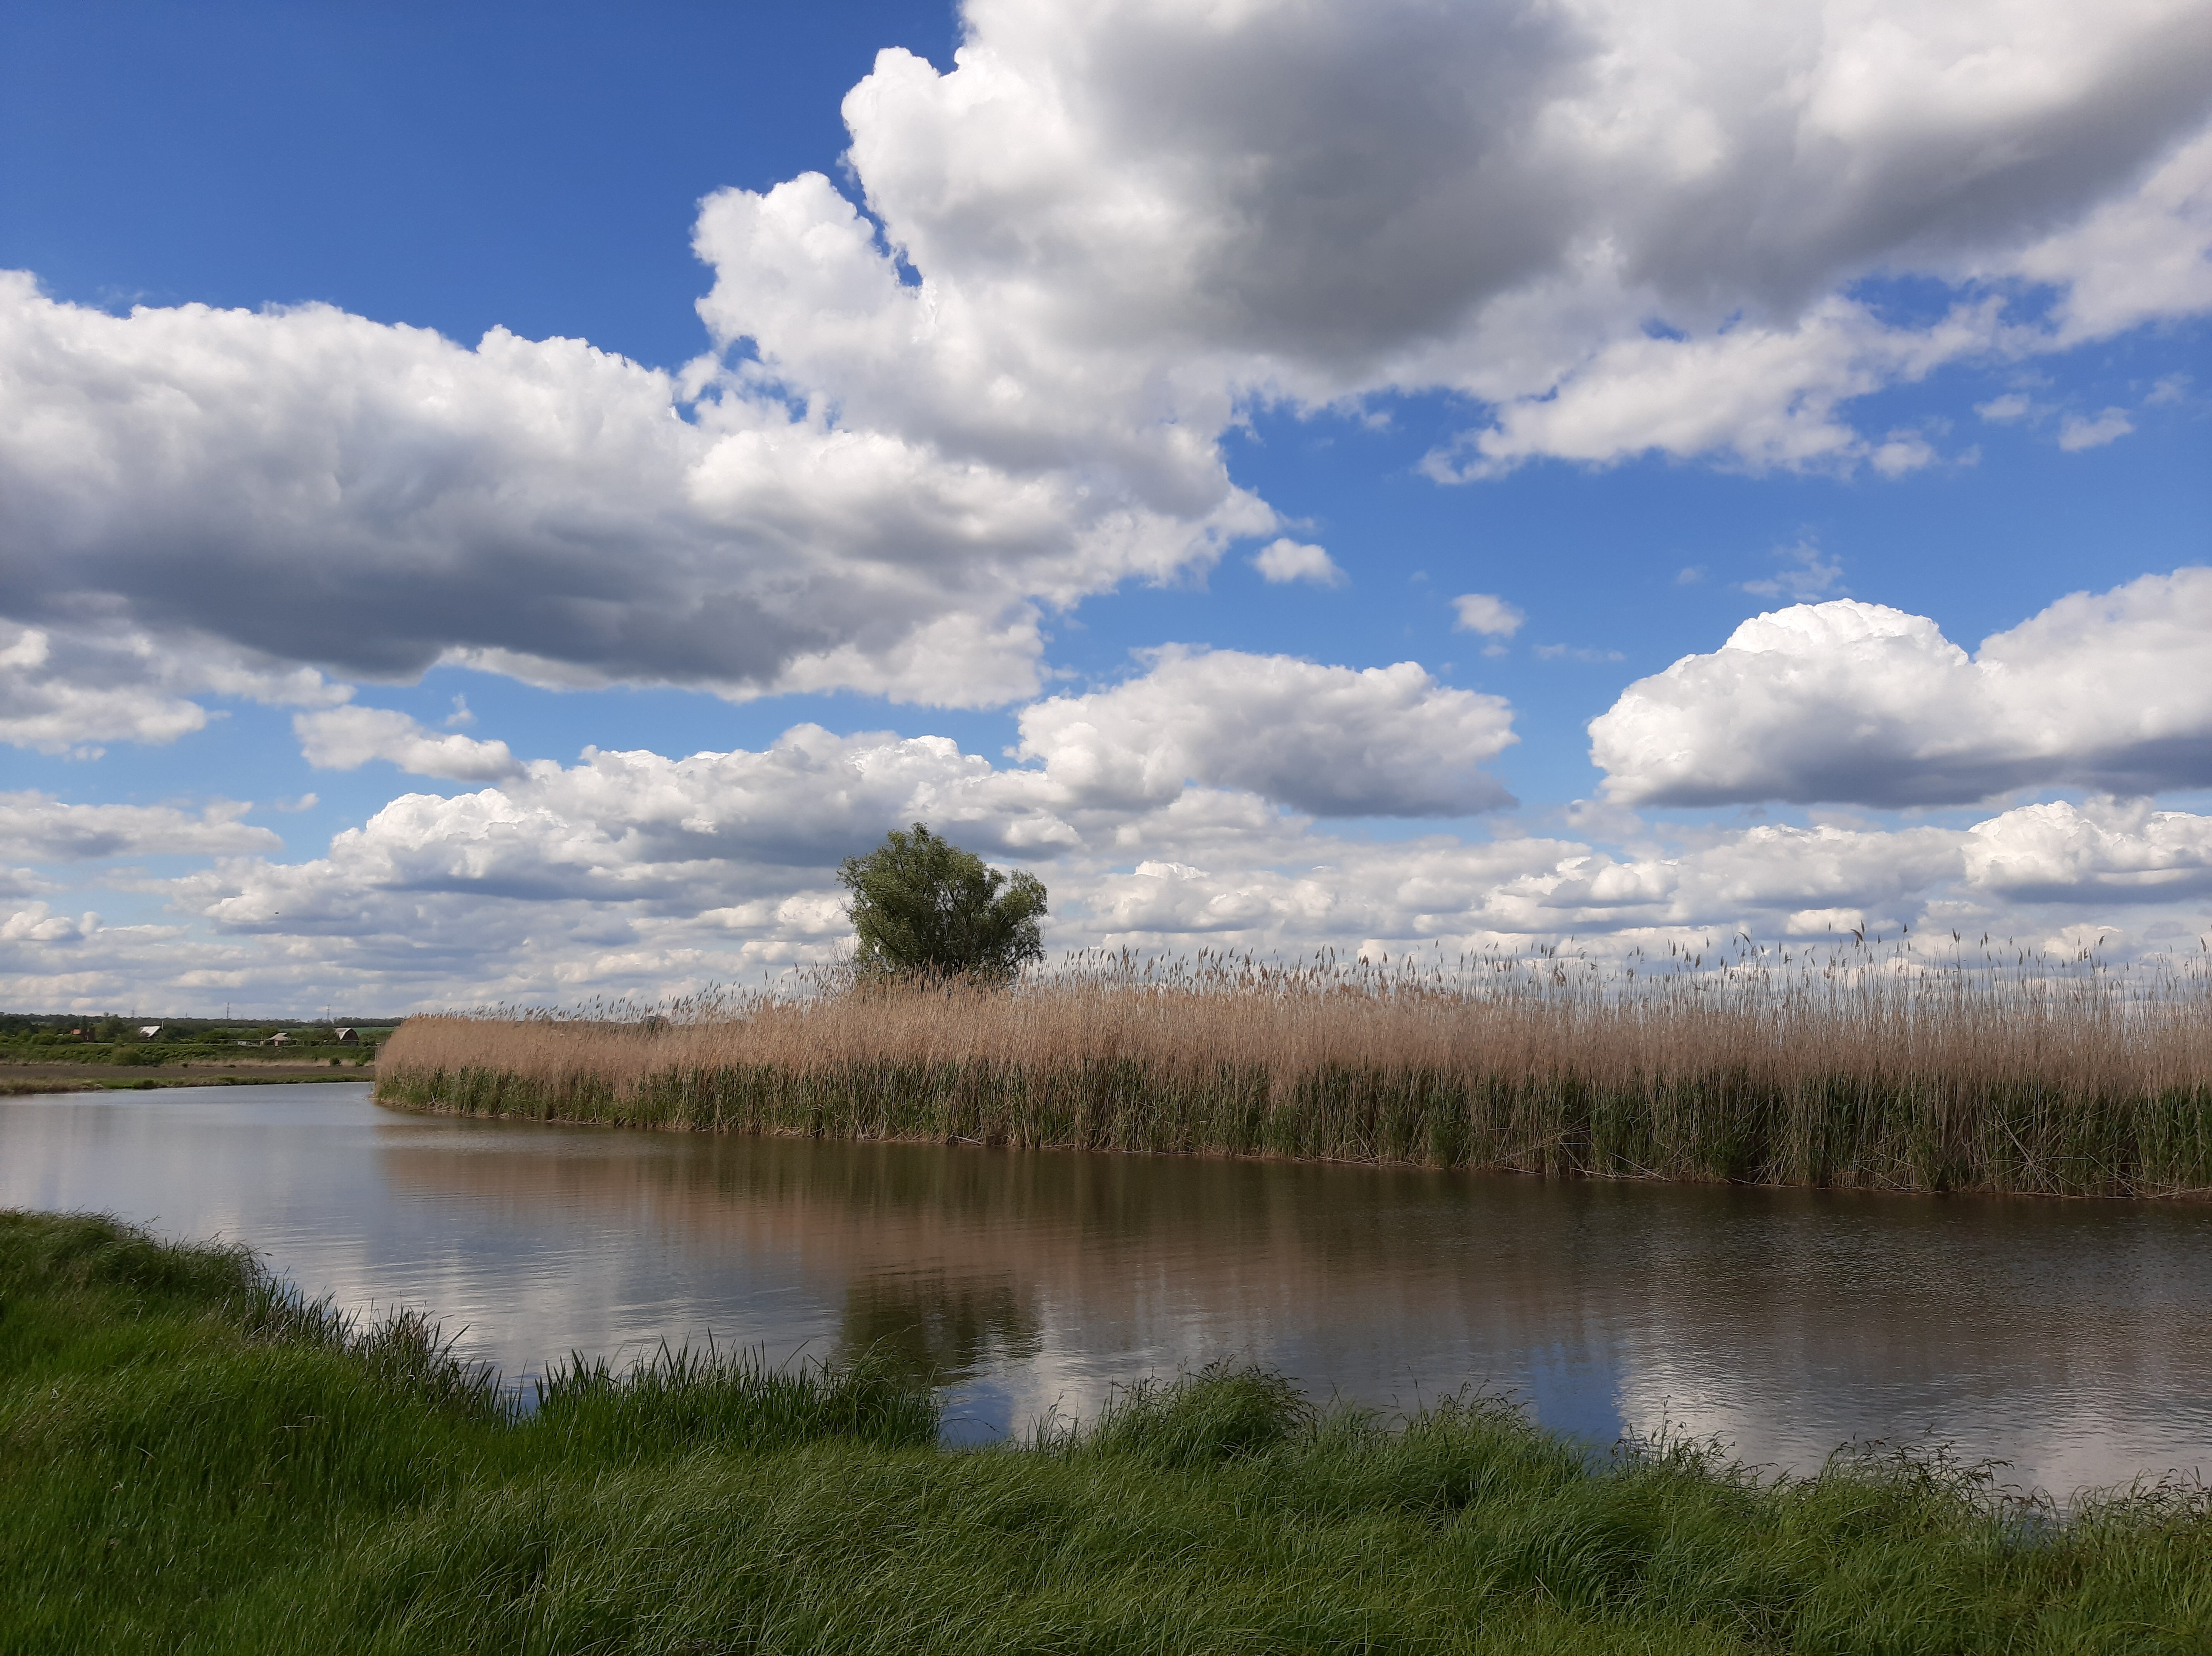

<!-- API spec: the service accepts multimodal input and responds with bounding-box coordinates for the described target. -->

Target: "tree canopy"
[837,823,1048,982]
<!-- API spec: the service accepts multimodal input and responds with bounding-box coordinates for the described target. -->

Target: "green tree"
[838,823,1048,982]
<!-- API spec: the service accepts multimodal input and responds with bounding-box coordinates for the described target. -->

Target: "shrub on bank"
[3,1211,2208,1653]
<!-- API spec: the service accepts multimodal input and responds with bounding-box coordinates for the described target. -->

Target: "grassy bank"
[375,949,2212,1197]
[1,1067,375,1096]
[5,1210,2209,1654]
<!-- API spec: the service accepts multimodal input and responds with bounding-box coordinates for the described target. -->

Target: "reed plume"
[376,936,2212,1196]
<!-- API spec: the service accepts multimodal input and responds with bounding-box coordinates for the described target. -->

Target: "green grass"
[5,1210,2210,1654]
[0,1070,370,1095]
[0,1040,378,1066]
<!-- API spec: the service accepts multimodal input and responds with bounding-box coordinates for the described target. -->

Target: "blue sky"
[3,0,2210,1012]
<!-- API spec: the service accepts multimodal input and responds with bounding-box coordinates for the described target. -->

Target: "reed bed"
[376,940,2212,1196]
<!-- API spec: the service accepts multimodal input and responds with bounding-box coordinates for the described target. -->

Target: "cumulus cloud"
[1065,800,2212,958]
[1249,539,1344,586]
[0,903,93,945]
[0,868,53,901]
[197,725,1074,932]
[825,0,2212,475]
[1451,594,1525,638]
[1591,568,2212,806]
[0,1,2207,724]
[294,707,524,782]
[12,736,2211,1008]
[1014,647,1516,816]
[156,784,2212,991]
[2057,408,2137,450]
[0,619,344,755]
[0,792,280,861]
[2002,124,2212,343]
[1742,540,1846,600]
[0,901,223,1012]
[0,272,1266,715]
[1426,299,2008,477]
[1964,798,2212,900]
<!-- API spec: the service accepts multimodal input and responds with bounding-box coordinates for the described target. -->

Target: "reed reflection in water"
[3,1084,2209,1493]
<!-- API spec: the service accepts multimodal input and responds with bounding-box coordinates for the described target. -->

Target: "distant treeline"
[0,1015,402,1068]
[377,946,2212,1199]
[0,1014,404,1039]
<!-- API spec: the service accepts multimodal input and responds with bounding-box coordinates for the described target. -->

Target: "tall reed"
[376,938,2212,1196]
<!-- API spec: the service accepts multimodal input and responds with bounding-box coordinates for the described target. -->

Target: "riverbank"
[374,958,2212,1196]
[5,1210,2206,1654]
[0,1062,373,1095]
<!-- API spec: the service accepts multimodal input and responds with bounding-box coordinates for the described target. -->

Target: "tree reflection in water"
[839,1266,1043,1383]
[6,1085,2212,1495]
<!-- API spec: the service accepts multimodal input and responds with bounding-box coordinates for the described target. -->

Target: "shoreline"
[2,1065,374,1096]
[371,970,2212,1202]
[7,1208,2208,1651]
[370,1075,2212,1199]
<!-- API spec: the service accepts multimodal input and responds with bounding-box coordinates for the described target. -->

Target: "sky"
[2,0,2210,1015]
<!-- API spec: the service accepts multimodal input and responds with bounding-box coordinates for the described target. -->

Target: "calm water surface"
[4,1083,2209,1493]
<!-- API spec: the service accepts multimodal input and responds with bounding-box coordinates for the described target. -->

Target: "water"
[4,1083,2209,1493]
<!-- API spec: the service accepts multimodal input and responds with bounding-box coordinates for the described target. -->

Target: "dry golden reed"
[376,940,2212,1196]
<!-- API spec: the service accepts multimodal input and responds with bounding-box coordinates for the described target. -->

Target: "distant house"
[335,1027,359,1044]
[137,1025,162,1039]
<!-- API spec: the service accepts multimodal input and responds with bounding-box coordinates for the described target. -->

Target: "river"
[4,1082,2207,1495]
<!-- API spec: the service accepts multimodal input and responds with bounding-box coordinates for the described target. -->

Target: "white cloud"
[199,725,1077,932]
[1427,299,2005,477]
[1742,539,1845,599]
[1976,392,2035,422]
[1591,568,2212,806]
[1784,907,1866,937]
[0,272,1267,715]
[13,744,2212,1009]
[2002,124,2212,343]
[1964,798,2212,900]
[294,707,524,782]
[1868,430,1939,477]
[2,2,2208,721]
[0,902,226,1012]
[0,619,344,755]
[0,792,280,861]
[1533,644,1627,664]
[830,0,2212,476]
[2057,407,2136,450]
[0,903,92,946]
[1451,593,1525,638]
[1014,647,1517,816]
[1248,538,1345,586]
